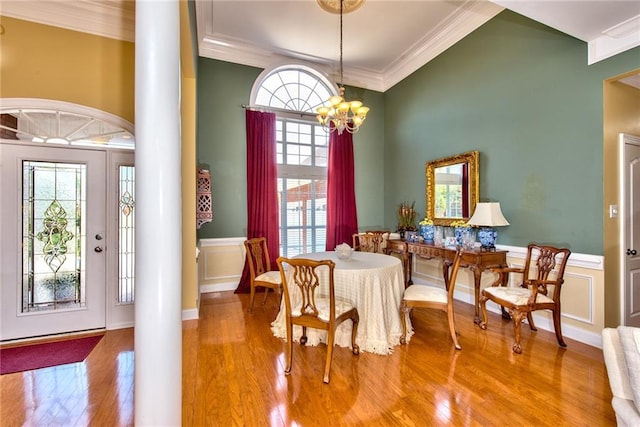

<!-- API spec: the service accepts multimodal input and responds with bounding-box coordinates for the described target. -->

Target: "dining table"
[271,250,412,355]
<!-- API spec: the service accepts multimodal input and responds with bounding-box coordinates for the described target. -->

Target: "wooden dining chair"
[479,243,571,354]
[352,230,391,254]
[276,256,360,384]
[399,248,464,350]
[244,237,282,313]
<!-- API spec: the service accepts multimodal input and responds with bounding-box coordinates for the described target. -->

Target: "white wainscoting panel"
[198,237,246,293]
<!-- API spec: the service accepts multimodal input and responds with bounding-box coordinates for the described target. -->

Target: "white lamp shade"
[467,202,509,227]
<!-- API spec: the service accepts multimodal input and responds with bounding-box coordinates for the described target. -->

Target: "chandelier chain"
[315,0,369,134]
[339,0,344,87]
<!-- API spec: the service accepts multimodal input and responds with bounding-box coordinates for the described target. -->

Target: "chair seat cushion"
[256,270,281,284]
[292,297,354,322]
[403,284,447,304]
[483,286,554,306]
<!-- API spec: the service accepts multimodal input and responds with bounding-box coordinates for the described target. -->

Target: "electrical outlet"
[609,205,618,218]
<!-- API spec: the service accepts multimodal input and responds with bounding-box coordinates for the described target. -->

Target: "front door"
[0,143,107,340]
[622,134,640,327]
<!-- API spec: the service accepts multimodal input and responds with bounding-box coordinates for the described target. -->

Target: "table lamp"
[466,202,509,250]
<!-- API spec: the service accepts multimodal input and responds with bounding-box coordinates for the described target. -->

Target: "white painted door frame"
[620,133,640,327]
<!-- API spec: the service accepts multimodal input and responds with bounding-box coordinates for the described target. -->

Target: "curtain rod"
[241,104,316,119]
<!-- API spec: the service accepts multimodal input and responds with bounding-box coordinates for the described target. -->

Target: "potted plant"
[397,201,418,239]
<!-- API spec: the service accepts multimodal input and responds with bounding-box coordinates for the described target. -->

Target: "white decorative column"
[134,1,182,425]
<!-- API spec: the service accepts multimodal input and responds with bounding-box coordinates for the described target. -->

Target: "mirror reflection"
[426,150,479,226]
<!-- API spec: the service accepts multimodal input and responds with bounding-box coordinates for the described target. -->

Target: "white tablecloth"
[271,251,412,355]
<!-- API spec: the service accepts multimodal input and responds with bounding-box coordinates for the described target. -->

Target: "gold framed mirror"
[426,150,479,226]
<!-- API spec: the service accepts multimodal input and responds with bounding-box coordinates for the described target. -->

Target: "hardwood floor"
[1,291,616,426]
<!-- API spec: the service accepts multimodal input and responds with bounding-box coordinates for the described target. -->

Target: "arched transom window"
[0,98,134,149]
[252,65,336,114]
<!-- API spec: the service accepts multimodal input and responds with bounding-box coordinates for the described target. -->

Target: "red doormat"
[0,334,103,375]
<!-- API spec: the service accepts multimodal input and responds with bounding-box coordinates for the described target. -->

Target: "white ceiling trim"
[588,14,640,64]
[0,0,135,42]
[381,1,503,90]
[196,1,502,92]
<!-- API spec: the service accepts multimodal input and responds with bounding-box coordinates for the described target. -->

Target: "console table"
[386,239,508,324]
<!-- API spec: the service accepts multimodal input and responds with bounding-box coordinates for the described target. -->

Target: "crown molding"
[588,14,640,65]
[0,0,135,42]
[382,1,503,90]
[195,0,503,93]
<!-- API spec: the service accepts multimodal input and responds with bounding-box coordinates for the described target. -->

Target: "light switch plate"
[609,204,618,218]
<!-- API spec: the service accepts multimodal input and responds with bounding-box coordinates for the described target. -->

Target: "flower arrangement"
[450,220,469,228]
[450,220,473,247]
[419,217,434,226]
[397,201,418,231]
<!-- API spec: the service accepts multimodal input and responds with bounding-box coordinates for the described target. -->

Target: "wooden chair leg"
[324,331,335,384]
[300,327,307,345]
[351,313,360,355]
[511,310,525,354]
[248,284,256,313]
[285,321,293,375]
[447,305,462,350]
[399,302,409,344]
[478,295,489,330]
[527,312,537,331]
[552,309,567,347]
[262,287,270,304]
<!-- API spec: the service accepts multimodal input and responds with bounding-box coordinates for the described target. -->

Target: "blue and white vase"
[420,224,435,243]
[477,227,498,249]
[407,231,420,242]
[454,226,471,246]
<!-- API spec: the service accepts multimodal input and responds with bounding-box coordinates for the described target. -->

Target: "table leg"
[442,260,451,290]
[470,265,483,325]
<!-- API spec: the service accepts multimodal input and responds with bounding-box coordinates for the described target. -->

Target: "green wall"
[196,59,385,238]
[196,11,639,255]
[384,11,640,255]
[197,59,261,238]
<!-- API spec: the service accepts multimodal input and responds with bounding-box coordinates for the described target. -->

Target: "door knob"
[628,249,637,256]
[95,234,103,240]
[95,246,103,253]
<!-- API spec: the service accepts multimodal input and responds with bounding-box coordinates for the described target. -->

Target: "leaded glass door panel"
[106,150,135,328]
[1,143,106,341]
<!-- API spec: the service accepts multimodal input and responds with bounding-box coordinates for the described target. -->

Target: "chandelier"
[316,0,369,135]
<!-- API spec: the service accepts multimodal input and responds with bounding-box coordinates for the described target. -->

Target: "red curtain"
[325,130,358,250]
[236,110,280,293]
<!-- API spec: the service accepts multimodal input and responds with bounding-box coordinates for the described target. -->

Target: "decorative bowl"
[335,246,354,260]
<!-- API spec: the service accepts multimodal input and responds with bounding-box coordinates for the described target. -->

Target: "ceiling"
[1,0,639,92]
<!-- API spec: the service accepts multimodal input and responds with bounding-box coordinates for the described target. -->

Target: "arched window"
[252,65,335,114]
[0,98,134,149]
[250,65,335,256]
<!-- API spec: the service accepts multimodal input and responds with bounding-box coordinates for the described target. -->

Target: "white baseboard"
[107,321,134,330]
[182,308,199,321]
[200,282,238,293]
